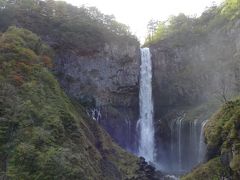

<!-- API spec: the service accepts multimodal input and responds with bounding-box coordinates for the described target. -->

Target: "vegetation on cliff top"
[145,0,240,46]
[0,26,143,180]
[0,0,138,55]
[148,0,240,109]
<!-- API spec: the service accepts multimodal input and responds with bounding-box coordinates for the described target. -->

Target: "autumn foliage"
[12,74,24,86]
[41,55,53,68]
[0,26,53,87]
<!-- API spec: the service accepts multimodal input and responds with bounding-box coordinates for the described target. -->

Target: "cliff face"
[0,0,141,151]
[182,99,240,180]
[55,41,140,151]
[150,18,240,168]
[0,27,162,180]
[151,19,240,111]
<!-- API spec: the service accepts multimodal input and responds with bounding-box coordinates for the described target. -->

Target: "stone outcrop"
[55,41,140,151]
[133,157,163,180]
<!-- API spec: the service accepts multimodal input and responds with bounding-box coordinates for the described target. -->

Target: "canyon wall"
[0,0,141,152]
[54,41,140,151]
[150,19,240,172]
[151,19,240,110]
[0,27,163,180]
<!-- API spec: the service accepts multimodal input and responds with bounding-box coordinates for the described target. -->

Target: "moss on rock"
[182,98,240,179]
[181,158,230,180]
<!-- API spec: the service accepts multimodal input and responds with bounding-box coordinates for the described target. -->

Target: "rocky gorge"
[149,5,240,178]
[0,0,240,179]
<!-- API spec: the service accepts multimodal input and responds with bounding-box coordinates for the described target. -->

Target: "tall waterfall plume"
[138,48,155,163]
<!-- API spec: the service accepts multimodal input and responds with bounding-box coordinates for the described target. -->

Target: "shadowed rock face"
[0,0,141,152]
[54,42,140,151]
[151,20,240,111]
[150,20,240,173]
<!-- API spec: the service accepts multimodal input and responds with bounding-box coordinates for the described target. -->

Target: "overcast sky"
[61,0,225,41]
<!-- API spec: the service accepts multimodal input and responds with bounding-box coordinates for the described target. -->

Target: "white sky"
[62,0,225,42]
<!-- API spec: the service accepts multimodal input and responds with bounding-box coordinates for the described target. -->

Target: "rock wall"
[0,0,141,152]
[55,41,140,151]
[151,20,240,112]
[150,19,240,170]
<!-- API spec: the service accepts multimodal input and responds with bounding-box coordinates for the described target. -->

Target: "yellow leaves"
[19,48,38,62]
[221,0,240,19]
[230,154,240,171]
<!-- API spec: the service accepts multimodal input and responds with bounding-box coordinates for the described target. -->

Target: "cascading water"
[167,116,208,174]
[137,48,155,163]
[178,117,183,171]
[198,119,208,163]
[87,108,101,123]
[136,48,208,176]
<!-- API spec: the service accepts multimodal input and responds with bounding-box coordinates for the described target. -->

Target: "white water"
[178,117,183,171]
[138,48,155,162]
[167,116,208,174]
[137,48,208,174]
[87,108,101,123]
[198,119,208,163]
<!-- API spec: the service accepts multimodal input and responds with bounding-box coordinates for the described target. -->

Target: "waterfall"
[178,117,183,171]
[170,117,178,169]
[136,48,208,173]
[138,48,155,163]
[167,116,207,174]
[198,120,208,163]
[87,108,101,123]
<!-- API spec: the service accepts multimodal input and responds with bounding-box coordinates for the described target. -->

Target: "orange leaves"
[0,27,54,87]
[16,61,33,75]
[12,74,24,86]
[41,55,53,68]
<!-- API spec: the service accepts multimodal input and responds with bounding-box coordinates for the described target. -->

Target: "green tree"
[221,0,240,19]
